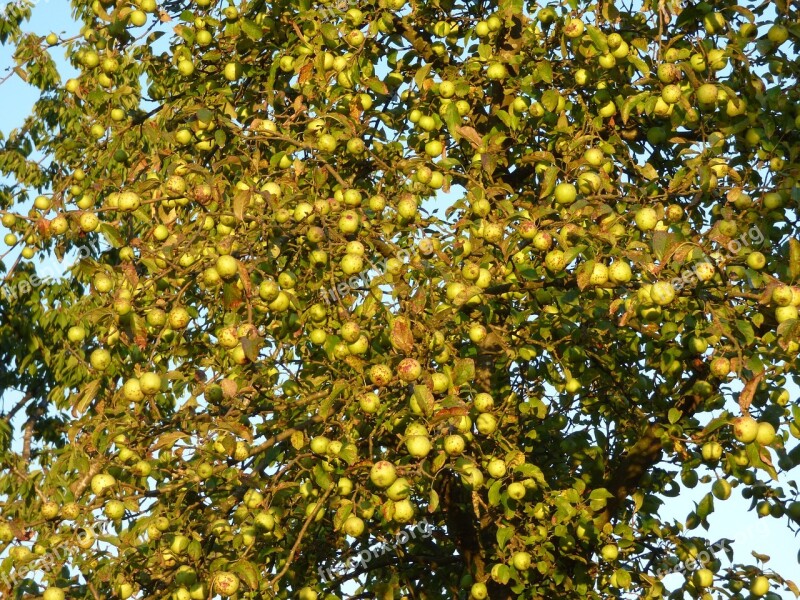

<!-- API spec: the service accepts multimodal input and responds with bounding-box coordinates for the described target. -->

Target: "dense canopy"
[1,0,800,598]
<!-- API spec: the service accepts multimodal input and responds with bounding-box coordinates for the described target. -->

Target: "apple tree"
[1,0,800,598]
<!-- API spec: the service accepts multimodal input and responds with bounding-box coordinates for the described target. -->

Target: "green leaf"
[496,525,515,549]
[240,19,263,41]
[736,320,755,344]
[231,560,260,589]
[668,408,683,424]
[452,358,475,386]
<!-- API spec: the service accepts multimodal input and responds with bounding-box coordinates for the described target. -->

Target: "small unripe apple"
[608,261,632,284]
[386,477,411,501]
[600,543,619,561]
[215,255,239,278]
[41,500,59,520]
[486,62,507,81]
[89,348,111,370]
[772,285,793,306]
[486,458,506,479]
[544,249,566,272]
[695,262,715,282]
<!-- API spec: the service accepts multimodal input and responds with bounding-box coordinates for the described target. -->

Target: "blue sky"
[0,2,798,597]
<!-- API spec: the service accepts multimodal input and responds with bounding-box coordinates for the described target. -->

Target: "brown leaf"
[298,62,314,85]
[221,378,238,398]
[455,126,483,148]
[390,317,414,354]
[738,371,764,413]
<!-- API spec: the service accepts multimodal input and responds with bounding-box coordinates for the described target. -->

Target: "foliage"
[1,0,800,598]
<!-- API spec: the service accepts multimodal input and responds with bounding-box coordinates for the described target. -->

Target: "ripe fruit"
[369,461,397,488]
[169,307,191,329]
[693,568,713,588]
[470,582,488,600]
[397,358,422,381]
[732,415,759,443]
[90,473,116,495]
[105,499,125,520]
[544,249,566,272]
[554,182,577,205]
[749,575,769,597]
[122,378,144,402]
[701,441,723,462]
[444,434,466,456]
[368,364,392,387]
[40,500,59,520]
[476,413,497,435]
[215,255,239,278]
[711,478,731,500]
[634,207,658,231]
[139,372,161,395]
[600,544,619,561]
[43,588,65,600]
[649,281,676,306]
[755,422,776,445]
[223,62,242,81]
[486,62,507,80]
[608,261,632,284]
[213,572,240,597]
[406,435,431,457]
[343,515,365,536]
[507,481,526,500]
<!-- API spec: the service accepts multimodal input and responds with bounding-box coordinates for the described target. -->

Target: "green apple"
[105,499,125,520]
[213,572,239,597]
[139,372,161,395]
[649,281,676,306]
[43,588,65,600]
[507,481,526,500]
[397,358,422,381]
[369,461,397,488]
[486,62,507,81]
[693,568,713,588]
[90,473,116,495]
[755,422,776,445]
[386,477,411,501]
[634,207,658,230]
[122,378,144,402]
[554,182,577,205]
[511,551,531,571]
[544,249,566,272]
[608,261,632,284]
[216,255,238,278]
[476,413,497,435]
[733,415,758,443]
[444,434,465,456]
[749,575,769,597]
[470,582,488,600]
[406,435,431,457]
[343,515,365,536]
[600,543,619,561]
